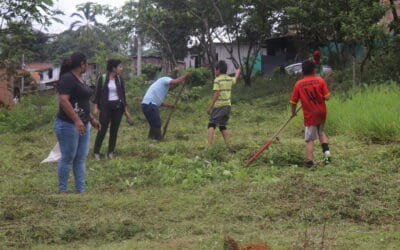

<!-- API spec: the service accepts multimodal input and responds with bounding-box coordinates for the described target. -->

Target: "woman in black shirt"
[55,52,100,193]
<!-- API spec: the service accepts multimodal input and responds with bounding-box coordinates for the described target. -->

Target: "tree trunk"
[243,74,252,87]
[136,35,142,75]
[359,46,372,84]
[352,56,356,88]
[242,41,259,87]
[389,0,400,33]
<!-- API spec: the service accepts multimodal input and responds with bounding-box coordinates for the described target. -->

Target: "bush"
[142,64,161,80]
[125,74,148,99]
[186,67,213,86]
[0,93,57,133]
[362,36,400,84]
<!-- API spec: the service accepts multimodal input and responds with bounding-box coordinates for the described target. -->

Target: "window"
[48,68,53,79]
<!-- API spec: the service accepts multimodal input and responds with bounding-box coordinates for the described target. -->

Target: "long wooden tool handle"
[162,82,186,138]
[243,106,302,168]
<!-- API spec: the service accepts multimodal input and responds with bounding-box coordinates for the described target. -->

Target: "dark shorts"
[209,106,231,126]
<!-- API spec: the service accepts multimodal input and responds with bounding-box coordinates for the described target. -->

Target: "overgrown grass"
[327,82,400,142]
[1,76,399,249]
[0,92,57,133]
[287,81,400,143]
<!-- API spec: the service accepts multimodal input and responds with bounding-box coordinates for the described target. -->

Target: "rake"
[243,106,302,168]
[162,82,186,139]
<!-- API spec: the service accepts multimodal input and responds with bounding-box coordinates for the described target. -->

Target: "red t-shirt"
[290,75,330,126]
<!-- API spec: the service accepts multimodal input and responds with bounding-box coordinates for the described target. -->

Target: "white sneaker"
[94,153,100,160]
[107,153,114,159]
[324,151,331,164]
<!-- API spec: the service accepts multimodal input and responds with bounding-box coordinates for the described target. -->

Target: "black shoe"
[305,160,314,168]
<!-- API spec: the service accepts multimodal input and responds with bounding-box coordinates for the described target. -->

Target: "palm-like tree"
[69,2,106,57]
[69,2,104,33]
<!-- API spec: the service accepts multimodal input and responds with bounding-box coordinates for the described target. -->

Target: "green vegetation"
[1,76,399,249]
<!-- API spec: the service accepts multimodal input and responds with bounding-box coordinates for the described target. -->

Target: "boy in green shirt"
[207,60,241,147]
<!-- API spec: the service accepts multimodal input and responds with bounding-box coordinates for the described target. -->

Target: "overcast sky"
[42,0,127,34]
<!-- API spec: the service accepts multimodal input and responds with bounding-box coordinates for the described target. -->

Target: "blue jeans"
[141,103,162,140]
[54,118,90,193]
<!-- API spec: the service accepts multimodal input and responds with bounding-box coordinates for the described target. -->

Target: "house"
[184,42,287,75]
[261,36,299,75]
[83,62,98,86]
[184,42,267,75]
[132,55,185,75]
[23,62,98,89]
[24,62,60,91]
[0,62,99,108]
[0,67,32,106]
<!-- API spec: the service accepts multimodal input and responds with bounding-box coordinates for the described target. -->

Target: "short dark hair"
[107,59,122,72]
[216,60,228,74]
[302,60,315,75]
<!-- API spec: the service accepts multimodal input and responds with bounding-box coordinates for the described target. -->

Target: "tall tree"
[68,2,107,58]
[0,0,60,31]
[210,0,284,86]
[283,0,386,83]
[0,0,60,67]
[388,0,400,33]
[140,0,194,70]
[339,0,386,83]
[70,2,104,32]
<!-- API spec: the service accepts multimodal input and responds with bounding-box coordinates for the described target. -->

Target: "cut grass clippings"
[1,79,399,249]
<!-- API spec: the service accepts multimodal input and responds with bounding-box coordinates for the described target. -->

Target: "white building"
[184,42,267,74]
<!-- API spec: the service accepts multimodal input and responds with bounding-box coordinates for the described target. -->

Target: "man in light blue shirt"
[141,73,190,140]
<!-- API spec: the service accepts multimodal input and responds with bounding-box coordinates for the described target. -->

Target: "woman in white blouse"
[92,59,132,160]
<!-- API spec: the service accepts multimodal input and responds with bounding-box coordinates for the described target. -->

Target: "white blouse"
[107,79,119,101]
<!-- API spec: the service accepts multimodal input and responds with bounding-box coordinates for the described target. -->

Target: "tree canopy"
[1,0,399,84]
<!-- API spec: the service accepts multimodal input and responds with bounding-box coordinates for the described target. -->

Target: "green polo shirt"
[213,74,236,107]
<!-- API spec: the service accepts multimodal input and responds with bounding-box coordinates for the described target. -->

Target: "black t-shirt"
[57,72,93,124]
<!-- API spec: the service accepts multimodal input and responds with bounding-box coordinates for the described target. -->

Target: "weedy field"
[0,77,399,249]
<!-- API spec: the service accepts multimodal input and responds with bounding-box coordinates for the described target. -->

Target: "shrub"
[0,93,57,133]
[125,74,148,99]
[186,67,213,86]
[362,36,400,84]
[141,64,161,80]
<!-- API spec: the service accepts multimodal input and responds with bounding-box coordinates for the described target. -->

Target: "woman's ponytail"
[59,58,72,78]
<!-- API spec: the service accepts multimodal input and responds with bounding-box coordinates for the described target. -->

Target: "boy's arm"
[321,78,330,100]
[234,67,241,81]
[290,102,298,117]
[207,91,220,114]
[290,85,299,117]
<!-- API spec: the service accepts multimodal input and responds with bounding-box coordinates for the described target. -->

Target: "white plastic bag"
[41,142,61,164]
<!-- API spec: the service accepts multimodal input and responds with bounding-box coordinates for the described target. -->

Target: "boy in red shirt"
[290,60,331,167]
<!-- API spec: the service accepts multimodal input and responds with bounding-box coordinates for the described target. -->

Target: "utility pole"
[136,0,142,75]
[137,32,142,75]
[21,54,25,94]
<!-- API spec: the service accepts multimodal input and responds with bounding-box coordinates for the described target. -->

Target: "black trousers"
[94,102,124,154]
